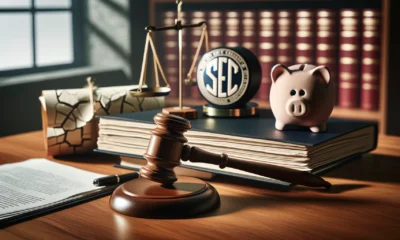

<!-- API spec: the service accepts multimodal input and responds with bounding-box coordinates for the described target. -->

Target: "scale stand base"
[162,106,198,119]
[110,176,220,218]
[203,102,259,117]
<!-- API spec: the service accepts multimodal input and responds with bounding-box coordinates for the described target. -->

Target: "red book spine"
[208,11,223,49]
[225,11,240,47]
[181,11,190,98]
[295,10,315,64]
[163,11,178,98]
[257,11,275,102]
[316,10,338,101]
[241,10,257,55]
[189,11,206,100]
[338,9,361,108]
[361,9,381,110]
[276,10,295,65]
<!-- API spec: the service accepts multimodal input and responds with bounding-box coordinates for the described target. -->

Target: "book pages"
[40,85,164,156]
[97,117,376,182]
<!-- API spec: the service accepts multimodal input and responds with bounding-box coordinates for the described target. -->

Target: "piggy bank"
[269,64,335,132]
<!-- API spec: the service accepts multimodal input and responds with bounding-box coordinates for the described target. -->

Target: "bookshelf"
[148,0,393,135]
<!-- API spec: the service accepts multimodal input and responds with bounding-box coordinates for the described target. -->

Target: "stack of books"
[96,107,378,186]
[161,8,381,110]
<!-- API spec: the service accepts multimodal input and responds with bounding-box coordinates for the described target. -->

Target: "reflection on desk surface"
[324,153,400,183]
[0,131,399,239]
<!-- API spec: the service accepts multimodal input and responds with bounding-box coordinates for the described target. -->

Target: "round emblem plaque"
[196,47,261,109]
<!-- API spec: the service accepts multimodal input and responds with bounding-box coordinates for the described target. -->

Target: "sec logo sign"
[197,47,261,108]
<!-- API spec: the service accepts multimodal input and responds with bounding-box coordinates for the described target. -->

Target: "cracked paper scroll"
[39,85,164,156]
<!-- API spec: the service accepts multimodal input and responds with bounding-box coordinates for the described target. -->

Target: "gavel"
[139,113,331,189]
[110,112,331,218]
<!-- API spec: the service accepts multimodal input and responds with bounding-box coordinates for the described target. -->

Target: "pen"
[93,172,139,187]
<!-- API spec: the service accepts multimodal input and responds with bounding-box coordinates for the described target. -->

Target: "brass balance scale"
[129,0,209,119]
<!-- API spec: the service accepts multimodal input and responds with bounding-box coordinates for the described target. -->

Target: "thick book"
[163,11,178,98]
[339,9,361,108]
[163,11,191,99]
[207,11,223,49]
[316,9,338,101]
[276,10,295,66]
[225,10,241,48]
[257,10,275,102]
[96,107,378,186]
[361,9,381,110]
[181,11,190,98]
[295,10,315,64]
[241,10,257,55]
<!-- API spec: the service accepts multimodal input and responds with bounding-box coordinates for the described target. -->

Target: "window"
[0,0,85,76]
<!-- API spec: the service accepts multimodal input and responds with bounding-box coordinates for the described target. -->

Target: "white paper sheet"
[0,159,105,217]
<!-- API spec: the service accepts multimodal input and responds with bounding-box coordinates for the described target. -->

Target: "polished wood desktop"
[0,131,399,239]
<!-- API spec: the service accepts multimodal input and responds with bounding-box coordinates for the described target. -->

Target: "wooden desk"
[0,132,400,239]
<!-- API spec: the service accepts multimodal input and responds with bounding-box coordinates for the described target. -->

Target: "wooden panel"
[0,131,400,239]
[131,0,150,82]
[379,0,390,134]
[331,107,380,121]
[385,0,400,136]
[373,134,400,156]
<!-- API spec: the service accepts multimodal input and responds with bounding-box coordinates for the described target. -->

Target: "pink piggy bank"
[269,64,335,132]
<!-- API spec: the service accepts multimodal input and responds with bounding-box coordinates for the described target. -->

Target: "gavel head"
[140,113,191,185]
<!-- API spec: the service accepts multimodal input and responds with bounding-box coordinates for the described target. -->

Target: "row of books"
[160,8,381,110]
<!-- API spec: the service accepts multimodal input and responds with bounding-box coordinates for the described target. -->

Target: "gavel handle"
[181,145,331,189]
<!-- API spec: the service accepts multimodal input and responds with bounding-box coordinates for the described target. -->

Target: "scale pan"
[129,86,171,97]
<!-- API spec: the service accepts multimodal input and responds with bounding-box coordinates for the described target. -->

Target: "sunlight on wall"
[87,0,131,78]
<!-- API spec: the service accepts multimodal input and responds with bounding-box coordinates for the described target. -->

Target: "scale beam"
[145,21,207,32]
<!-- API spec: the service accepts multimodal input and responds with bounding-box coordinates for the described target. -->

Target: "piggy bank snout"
[286,99,307,117]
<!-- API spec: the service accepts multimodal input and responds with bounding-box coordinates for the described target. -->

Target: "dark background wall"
[130,0,150,82]
[386,0,400,136]
[87,0,131,78]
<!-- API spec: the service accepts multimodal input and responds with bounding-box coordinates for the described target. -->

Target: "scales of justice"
[129,0,209,119]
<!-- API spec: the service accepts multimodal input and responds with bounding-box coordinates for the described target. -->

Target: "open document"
[0,159,112,227]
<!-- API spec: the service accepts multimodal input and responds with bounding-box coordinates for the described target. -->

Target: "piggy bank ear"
[271,64,290,83]
[311,66,331,84]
